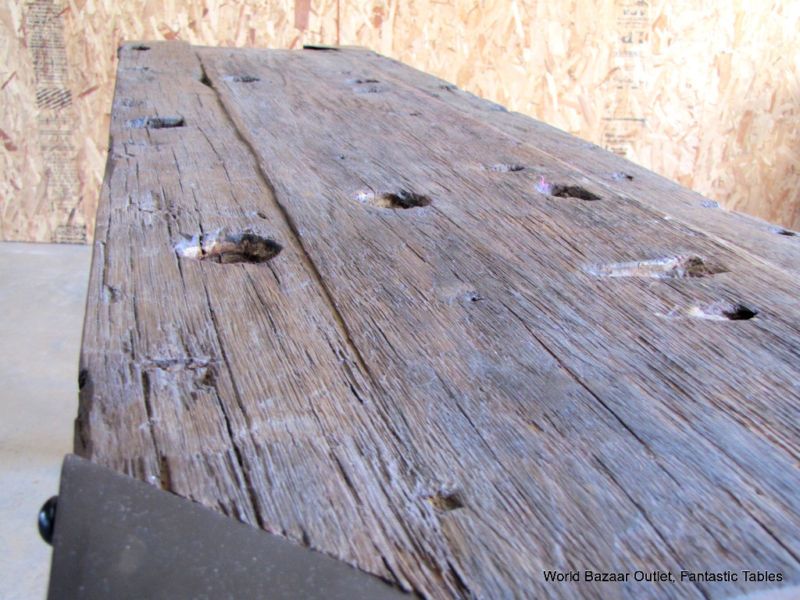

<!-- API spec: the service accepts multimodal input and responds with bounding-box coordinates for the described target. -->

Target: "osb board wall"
[2,0,799,242]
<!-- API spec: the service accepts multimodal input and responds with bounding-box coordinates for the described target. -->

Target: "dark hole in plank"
[550,184,601,201]
[228,75,260,83]
[176,229,283,264]
[426,491,465,512]
[131,45,150,51]
[78,368,89,390]
[353,84,385,94]
[487,163,525,173]
[688,301,758,321]
[611,171,634,181]
[126,116,185,129]
[303,44,339,51]
[721,304,758,320]
[771,227,796,237]
[357,190,432,210]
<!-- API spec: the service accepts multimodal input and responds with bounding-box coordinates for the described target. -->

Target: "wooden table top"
[77,41,800,599]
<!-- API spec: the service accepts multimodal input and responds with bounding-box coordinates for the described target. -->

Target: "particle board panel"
[2,0,800,242]
[77,42,800,599]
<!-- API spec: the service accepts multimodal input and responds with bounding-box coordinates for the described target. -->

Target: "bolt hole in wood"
[126,116,185,129]
[688,301,759,321]
[226,75,260,83]
[302,45,339,51]
[611,171,634,181]
[353,83,385,94]
[356,190,432,210]
[487,163,525,173]
[426,491,464,512]
[347,78,380,84]
[175,229,282,264]
[197,368,215,387]
[536,176,601,201]
[770,226,797,237]
[131,45,150,51]
[78,368,89,390]
[586,255,726,279]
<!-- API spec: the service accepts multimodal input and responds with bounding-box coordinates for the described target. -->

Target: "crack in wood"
[195,52,386,397]
[199,277,267,531]
[593,455,710,600]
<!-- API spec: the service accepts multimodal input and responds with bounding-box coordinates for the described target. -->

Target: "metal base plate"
[47,455,411,599]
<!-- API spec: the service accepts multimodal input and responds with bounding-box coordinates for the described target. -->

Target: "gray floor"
[0,242,91,600]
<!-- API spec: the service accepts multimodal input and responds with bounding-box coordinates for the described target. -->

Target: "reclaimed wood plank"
[346,48,800,276]
[78,41,800,599]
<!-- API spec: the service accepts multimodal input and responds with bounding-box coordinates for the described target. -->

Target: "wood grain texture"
[78,42,800,599]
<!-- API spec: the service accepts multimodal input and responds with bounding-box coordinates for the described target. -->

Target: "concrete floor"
[0,242,91,600]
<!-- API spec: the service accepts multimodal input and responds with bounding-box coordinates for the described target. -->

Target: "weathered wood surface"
[77,41,800,599]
